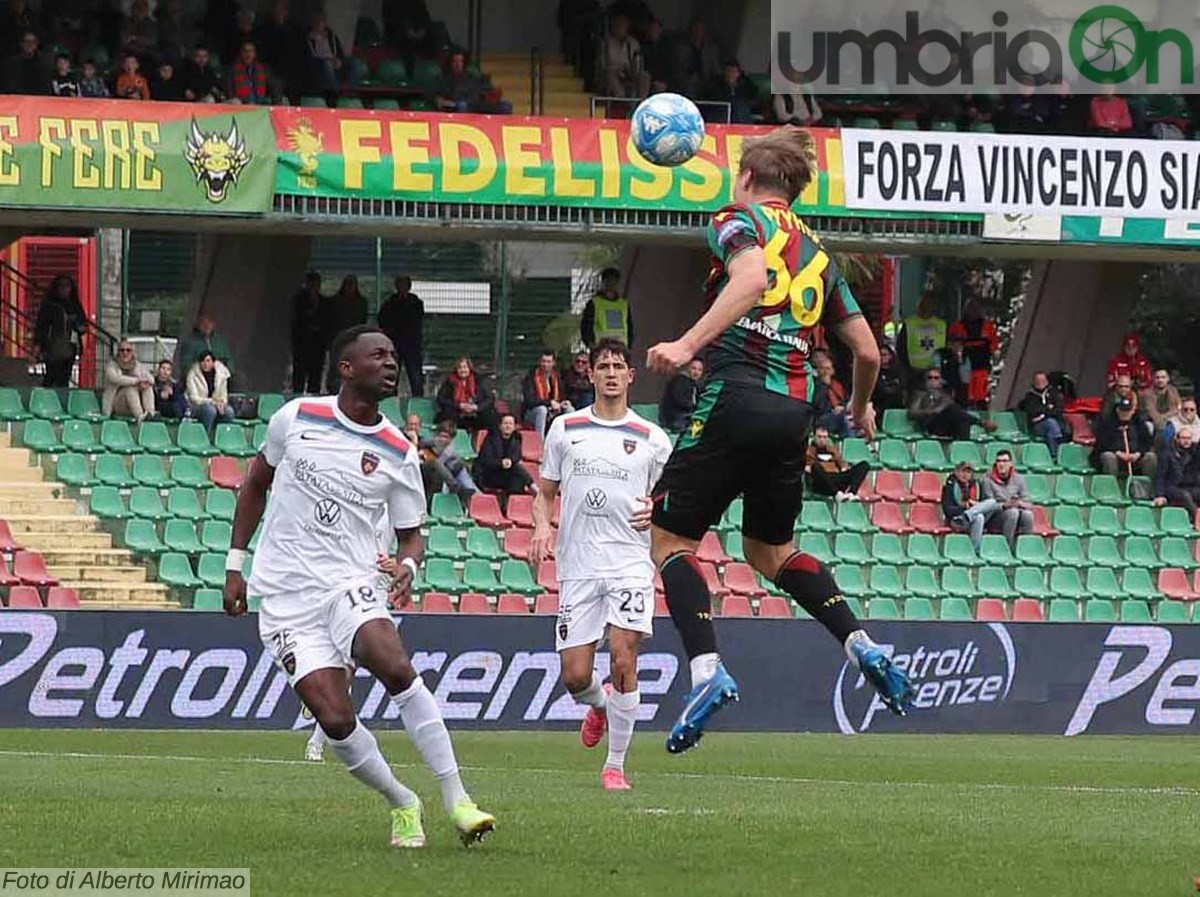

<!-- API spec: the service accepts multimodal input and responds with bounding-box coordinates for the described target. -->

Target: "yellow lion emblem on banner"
[285,119,324,190]
[183,118,252,204]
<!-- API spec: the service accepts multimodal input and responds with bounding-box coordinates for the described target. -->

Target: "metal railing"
[529,47,545,116]
[589,96,732,122]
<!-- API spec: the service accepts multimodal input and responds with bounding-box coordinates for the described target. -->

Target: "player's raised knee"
[743,538,800,581]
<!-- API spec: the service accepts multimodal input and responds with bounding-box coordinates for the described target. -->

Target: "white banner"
[841,129,1200,220]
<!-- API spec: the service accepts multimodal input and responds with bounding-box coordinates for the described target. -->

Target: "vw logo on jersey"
[585,488,607,510]
[314,498,342,527]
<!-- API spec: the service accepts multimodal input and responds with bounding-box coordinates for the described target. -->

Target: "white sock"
[844,630,874,667]
[307,725,327,750]
[604,689,640,772]
[571,672,608,710]
[690,653,720,688]
[327,719,418,809]
[392,677,470,814]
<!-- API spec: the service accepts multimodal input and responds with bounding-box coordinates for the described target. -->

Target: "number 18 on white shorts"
[556,577,654,651]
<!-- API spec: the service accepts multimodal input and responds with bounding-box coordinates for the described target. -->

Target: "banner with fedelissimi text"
[0,97,275,214]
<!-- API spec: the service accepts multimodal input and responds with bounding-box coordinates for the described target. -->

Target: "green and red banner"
[0,97,275,214]
[270,109,869,215]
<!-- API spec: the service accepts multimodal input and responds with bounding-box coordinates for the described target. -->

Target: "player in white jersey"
[531,338,672,791]
[223,326,495,849]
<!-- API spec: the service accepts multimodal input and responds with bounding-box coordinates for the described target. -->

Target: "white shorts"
[257,578,392,687]
[556,577,653,651]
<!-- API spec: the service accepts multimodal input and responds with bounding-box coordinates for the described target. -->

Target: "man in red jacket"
[1106,332,1152,391]
[948,300,997,409]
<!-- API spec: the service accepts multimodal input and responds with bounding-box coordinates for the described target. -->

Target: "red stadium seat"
[719,595,752,616]
[6,586,42,608]
[871,502,912,534]
[504,527,533,560]
[209,456,243,490]
[533,593,559,615]
[855,474,880,503]
[0,520,20,553]
[654,593,669,616]
[474,430,488,452]
[723,562,767,597]
[0,558,19,587]
[458,593,492,614]
[697,531,731,565]
[909,502,950,535]
[975,598,1008,621]
[13,551,57,587]
[758,595,791,617]
[497,593,529,614]
[420,592,455,613]
[506,494,534,528]
[520,430,544,463]
[1030,506,1059,537]
[1158,568,1197,601]
[699,560,728,598]
[537,560,559,593]
[46,587,80,609]
[1012,598,1045,622]
[1065,413,1095,445]
[469,493,511,529]
[875,471,914,503]
[911,472,943,504]
[522,460,540,483]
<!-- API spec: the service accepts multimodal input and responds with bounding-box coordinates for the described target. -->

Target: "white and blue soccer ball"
[630,92,704,167]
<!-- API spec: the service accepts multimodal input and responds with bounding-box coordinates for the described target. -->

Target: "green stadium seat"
[942,567,977,599]
[133,454,171,488]
[1054,474,1088,506]
[257,393,286,421]
[1126,476,1152,502]
[159,552,202,588]
[913,440,951,471]
[1123,536,1159,567]
[1051,505,1088,536]
[0,388,29,421]
[1124,505,1162,537]
[1157,600,1190,623]
[430,493,467,525]
[988,412,1026,442]
[723,530,747,562]
[979,534,1015,566]
[799,501,835,532]
[67,390,103,421]
[1015,535,1051,568]
[868,596,901,619]
[95,454,135,488]
[877,439,913,470]
[427,526,468,561]
[1085,567,1122,600]
[61,420,101,454]
[451,429,476,461]
[1161,506,1195,537]
[167,487,207,521]
[631,403,660,424]
[1086,535,1122,568]
[835,501,872,533]
[797,532,833,564]
[252,423,268,452]
[904,596,936,620]
[1058,444,1092,474]
[834,565,868,597]
[1051,535,1087,568]
[940,596,973,620]
[948,441,983,468]
[1089,474,1128,506]
[192,587,223,610]
[1021,442,1057,473]
[943,533,980,567]
[978,566,1015,598]
[881,410,919,441]
[1047,598,1079,621]
[22,419,62,454]
[466,527,507,561]
[969,121,997,133]
[853,117,882,129]
[215,423,255,458]
[164,519,203,554]
[930,119,958,131]
[842,438,878,468]
[905,566,942,599]
[892,117,920,130]
[423,558,459,593]
[723,499,744,531]
[499,559,540,595]
[380,397,404,425]
[170,455,211,489]
[1123,567,1160,601]
[129,486,170,520]
[1084,598,1117,622]
[56,453,94,487]
[1087,505,1123,537]
[1120,600,1153,623]
[197,554,226,587]
[124,518,165,555]
[870,533,907,566]
[138,421,178,455]
[177,421,218,457]
[204,488,236,521]
[1159,536,1196,569]
[29,388,68,422]
[1014,566,1051,599]
[100,419,140,454]
[1050,566,1086,598]
[201,520,232,553]
[89,485,130,520]
[905,533,944,566]
[406,397,436,422]
[373,98,401,111]
[463,558,500,592]
[337,96,364,108]
[1023,473,1054,507]
[868,565,906,597]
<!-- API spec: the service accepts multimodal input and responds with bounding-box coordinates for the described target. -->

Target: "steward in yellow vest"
[582,267,634,348]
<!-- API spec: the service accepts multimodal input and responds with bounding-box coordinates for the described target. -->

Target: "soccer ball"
[630,93,705,167]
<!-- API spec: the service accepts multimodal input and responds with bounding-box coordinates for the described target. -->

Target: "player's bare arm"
[630,496,654,531]
[837,314,882,441]
[530,478,559,566]
[385,525,423,609]
[646,248,768,375]
[223,453,275,616]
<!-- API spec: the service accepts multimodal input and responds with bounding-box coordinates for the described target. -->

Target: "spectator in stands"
[181,43,223,102]
[186,350,235,435]
[938,334,971,407]
[473,412,536,497]
[1107,332,1153,390]
[1045,79,1086,135]
[1,1,38,55]
[908,368,997,441]
[1153,426,1200,516]
[4,32,50,95]
[290,270,326,395]
[981,450,1034,549]
[116,53,150,100]
[1165,397,1200,445]
[252,0,295,86]
[1140,368,1180,440]
[813,350,851,436]
[33,275,85,388]
[404,412,423,444]
[227,40,273,104]
[153,59,184,100]
[1020,370,1067,459]
[675,18,719,99]
[707,60,756,124]
[224,8,256,65]
[157,0,201,65]
[581,267,632,349]
[597,13,647,99]
[942,461,1002,552]
[1090,83,1134,135]
[948,300,998,408]
[322,275,369,393]
[305,10,346,94]
[384,0,446,70]
[50,53,78,96]
[558,0,601,85]
[436,356,495,432]
[772,78,822,125]
[102,339,156,422]
[119,0,158,60]
[897,292,947,386]
[377,275,425,397]
[153,359,186,419]
[639,18,675,91]
[179,314,235,378]
[79,59,109,97]
[562,350,595,411]
[1101,373,1140,419]
[1092,396,1157,485]
[1000,78,1046,133]
[806,424,869,502]
[659,356,702,432]
[435,48,510,114]
[522,349,574,435]
[872,343,907,411]
[418,419,478,500]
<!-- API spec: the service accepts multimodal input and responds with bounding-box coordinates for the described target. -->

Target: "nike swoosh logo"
[677,684,710,728]
[571,439,585,445]
[299,432,320,440]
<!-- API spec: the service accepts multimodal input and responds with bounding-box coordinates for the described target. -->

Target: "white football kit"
[250,397,426,685]
[540,408,672,650]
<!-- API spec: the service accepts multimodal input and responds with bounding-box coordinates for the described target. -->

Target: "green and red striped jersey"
[703,199,861,402]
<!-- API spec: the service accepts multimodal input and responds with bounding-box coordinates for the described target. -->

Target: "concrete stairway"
[481,52,593,118]
[0,434,176,609]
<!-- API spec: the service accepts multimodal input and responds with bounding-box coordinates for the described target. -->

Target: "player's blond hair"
[738,127,818,203]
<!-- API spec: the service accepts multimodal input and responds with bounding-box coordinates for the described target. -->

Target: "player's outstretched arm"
[385,525,423,609]
[530,478,559,566]
[646,247,767,374]
[837,314,881,442]
[223,453,275,616]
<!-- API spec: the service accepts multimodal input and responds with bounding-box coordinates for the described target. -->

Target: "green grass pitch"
[0,730,1196,896]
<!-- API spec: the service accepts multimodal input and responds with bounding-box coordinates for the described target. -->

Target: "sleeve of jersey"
[648,427,673,487]
[388,449,427,531]
[707,206,760,266]
[261,401,300,467]
[540,418,565,483]
[820,259,863,329]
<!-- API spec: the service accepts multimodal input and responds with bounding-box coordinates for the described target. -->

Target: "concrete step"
[0,497,82,516]
[0,447,34,465]
[37,548,134,567]
[67,581,172,604]
[0,482,69,500]
[49,565,148,583]
[0,431,13,447]
[7,515,104,535]
[0,464,45,482]
[490,73,585,93]
[19,530,113,550]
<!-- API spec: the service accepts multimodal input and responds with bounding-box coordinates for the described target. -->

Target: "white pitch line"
[0,748,1193,798]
